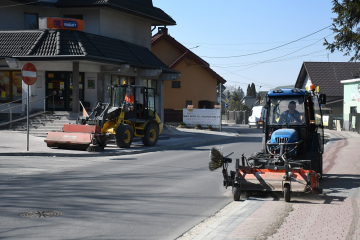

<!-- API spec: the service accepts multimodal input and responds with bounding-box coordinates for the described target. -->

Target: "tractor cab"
[262,87,326,174]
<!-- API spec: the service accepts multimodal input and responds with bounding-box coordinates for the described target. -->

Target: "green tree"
[250,83,256,97]
[224,86,246,111]
[324,0,360,61]
[238,87,245,99]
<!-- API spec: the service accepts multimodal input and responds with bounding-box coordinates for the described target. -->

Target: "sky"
[152,0,353,92]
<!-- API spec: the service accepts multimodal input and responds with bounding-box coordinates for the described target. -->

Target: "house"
[241,96,256,108]
[0,0,180,122]
[151,27,226,122]
[340,78,360,130]
[295,62,360,115]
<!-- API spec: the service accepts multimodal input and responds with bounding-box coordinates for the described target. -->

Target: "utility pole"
[220,83,222,132]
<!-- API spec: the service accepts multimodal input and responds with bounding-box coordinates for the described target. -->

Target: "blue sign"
[225,103,228,108]
[54,20,78,28]
[63,20,78,28]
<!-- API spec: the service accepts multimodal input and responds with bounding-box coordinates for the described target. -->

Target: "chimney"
[158,27,168,35]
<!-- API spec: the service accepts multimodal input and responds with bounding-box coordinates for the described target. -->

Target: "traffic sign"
[217,93,226,103]
[216,83,226,92]
[224,103,228,108]
[22,63,37,85]
[225,98,228,103]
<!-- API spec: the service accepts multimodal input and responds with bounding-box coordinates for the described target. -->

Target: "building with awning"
[0,0,180,122]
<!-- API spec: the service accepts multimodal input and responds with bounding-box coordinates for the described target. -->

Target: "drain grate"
[19,211,63,218]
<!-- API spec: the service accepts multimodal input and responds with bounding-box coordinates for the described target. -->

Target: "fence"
[223,110,249,125]
[323,114,345,131]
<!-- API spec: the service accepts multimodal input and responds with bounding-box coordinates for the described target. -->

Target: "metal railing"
[0,94,54,128]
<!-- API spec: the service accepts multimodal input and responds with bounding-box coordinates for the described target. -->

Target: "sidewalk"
[0,126,240,157]
[178,129,360,240]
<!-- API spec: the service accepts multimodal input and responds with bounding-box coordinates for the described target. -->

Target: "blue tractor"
[210,86,326,202]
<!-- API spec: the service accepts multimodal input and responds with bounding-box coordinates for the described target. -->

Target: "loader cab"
[112,85,156,120]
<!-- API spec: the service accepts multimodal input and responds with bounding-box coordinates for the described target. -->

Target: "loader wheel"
[233,184,241,201]
[116,124,133,148]
[284,184,291,202]
[141,123,159,146]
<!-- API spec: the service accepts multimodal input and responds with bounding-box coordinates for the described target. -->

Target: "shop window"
[186,100,192,107]
[172,81,181,88]
[0,71,22,102]
[142,79,157,94]
[111,75,135,86]
[24,13,38,29]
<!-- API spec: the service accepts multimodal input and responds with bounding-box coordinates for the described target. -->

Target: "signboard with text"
[39,17,85,31]
[183,109,221,128]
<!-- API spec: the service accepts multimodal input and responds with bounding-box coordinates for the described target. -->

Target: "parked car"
[248,106,265,128]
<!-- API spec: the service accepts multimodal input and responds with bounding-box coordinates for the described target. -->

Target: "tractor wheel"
[116,124,133,148]
[141,123,159,146]
[233,184,241,201]
[284,184,291,202]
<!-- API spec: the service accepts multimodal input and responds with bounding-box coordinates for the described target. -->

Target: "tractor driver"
[279,100,304,124]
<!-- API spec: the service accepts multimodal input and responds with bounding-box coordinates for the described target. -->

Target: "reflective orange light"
[310,84,316,91]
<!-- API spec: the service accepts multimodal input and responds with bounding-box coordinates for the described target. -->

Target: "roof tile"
[0,29,170,70]
[295,62,360,97]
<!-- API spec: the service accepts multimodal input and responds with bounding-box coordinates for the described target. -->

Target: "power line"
[235,34,333,71]
[210,50,327,68]
[199,25,332,58]
[195,42,324,52]
[212,64,276,88]
[183,38,327,46]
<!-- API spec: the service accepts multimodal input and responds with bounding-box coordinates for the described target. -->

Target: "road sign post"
[22,63,37,151]
[216,84,226,132]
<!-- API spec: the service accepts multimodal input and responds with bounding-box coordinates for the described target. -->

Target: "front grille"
[275,137,289,143]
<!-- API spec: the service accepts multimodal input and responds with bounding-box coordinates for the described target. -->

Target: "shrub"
[207,125,213,130]
[178,122,186,128]
[195,124,202,129]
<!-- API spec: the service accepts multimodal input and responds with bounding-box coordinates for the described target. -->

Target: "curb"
[2,135,234,157]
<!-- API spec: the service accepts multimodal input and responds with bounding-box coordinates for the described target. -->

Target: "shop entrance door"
[46,71,84,111]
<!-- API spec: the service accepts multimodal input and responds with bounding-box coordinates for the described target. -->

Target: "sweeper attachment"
[209,86,326,202]
[45,85,163,152]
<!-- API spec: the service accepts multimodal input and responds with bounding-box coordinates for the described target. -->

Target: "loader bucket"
[44,124,102,151]
[237,168,319,193]
[44,131,94,150]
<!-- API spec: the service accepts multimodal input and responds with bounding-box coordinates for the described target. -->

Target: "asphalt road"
[0,126,264,240]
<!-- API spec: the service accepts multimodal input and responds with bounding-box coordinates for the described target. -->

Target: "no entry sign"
[22,63,37,85]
